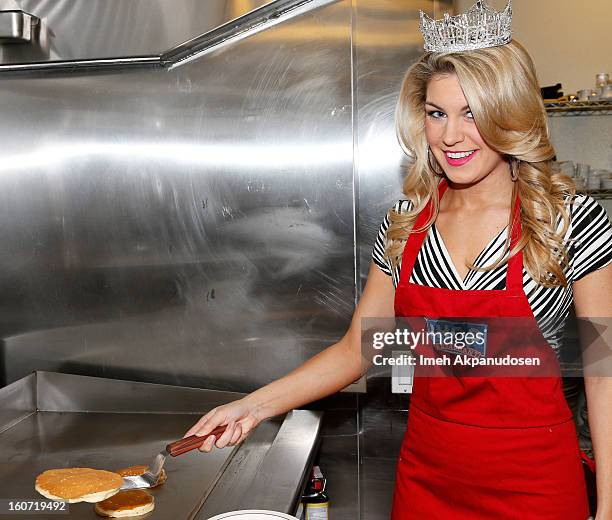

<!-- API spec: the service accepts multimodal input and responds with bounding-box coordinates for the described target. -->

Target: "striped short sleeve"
[372,211,392,275]
[568,195,612,281]
[372,200,413,278]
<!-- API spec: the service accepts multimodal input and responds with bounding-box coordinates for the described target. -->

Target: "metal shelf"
[545,100,612,116]
[577,189,612,200]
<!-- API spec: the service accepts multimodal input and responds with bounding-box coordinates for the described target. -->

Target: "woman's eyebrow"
[425,101,470,111]
[425,101,444,110]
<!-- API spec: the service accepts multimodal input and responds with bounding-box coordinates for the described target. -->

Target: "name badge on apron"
[425,318,488,358]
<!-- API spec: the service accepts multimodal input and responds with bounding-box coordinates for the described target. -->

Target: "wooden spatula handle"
[167,426,227,456]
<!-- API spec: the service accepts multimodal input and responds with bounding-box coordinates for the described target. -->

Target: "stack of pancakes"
[35,464,167,517]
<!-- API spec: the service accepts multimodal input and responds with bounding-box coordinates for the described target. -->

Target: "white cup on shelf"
[577,89,598,101]
[599,85,612,99]
[595,73,609,88]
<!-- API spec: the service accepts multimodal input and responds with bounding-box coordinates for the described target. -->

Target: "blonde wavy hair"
[386,40,575,287]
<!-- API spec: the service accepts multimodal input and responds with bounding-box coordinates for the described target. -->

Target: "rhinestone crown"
[420,0,512,53]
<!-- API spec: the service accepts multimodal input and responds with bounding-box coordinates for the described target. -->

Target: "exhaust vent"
[0,0,335,72]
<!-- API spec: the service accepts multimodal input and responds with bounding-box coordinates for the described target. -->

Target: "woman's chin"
[443,171,482,187]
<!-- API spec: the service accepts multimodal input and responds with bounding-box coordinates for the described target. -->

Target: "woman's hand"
[184,396,263,452]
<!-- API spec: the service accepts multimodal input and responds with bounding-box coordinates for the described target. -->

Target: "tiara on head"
[419,0,512,53]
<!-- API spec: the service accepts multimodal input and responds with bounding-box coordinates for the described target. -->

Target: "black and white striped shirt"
[372,195,612,353]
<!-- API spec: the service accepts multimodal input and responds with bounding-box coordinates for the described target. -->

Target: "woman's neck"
[442,164,514,212]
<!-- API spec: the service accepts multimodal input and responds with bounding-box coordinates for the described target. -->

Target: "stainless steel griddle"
[0,372,322,519]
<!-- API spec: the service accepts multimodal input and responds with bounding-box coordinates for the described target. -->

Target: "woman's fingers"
[215,421,236,448]
[237,429,251,445]
[199,435,216,453]
[183,408,217,438]
[185,408,223,438]
[228,423,243,446]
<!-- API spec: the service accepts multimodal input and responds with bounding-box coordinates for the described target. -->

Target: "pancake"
[115,465,167,487]
[94,490,154,518]
[35,468,123,503]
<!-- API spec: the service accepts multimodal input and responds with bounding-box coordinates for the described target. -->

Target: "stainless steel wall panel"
[1,1,354,389]
[0,0,457,394]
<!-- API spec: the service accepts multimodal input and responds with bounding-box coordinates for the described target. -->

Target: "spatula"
[120,425,227,490]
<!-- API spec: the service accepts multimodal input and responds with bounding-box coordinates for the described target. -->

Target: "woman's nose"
[442,118,465,146]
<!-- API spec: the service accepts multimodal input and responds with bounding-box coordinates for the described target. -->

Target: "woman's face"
[424,73,507,186]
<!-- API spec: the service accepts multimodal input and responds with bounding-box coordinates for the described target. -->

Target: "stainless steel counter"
[0,372,322,519]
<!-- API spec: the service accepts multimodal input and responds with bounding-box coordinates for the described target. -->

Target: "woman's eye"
[465,110,474,119]
[427,110,445,119]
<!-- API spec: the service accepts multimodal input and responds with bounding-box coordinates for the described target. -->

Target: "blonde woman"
[186,2,611,518]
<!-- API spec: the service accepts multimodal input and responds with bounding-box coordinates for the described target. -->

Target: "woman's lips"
[444,150,478,167]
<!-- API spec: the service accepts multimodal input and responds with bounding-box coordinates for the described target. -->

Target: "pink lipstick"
[444,150,478,167]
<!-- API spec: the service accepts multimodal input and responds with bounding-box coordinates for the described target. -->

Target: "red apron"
[391,180,589,519]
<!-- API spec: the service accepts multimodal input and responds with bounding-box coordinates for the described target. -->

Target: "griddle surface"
[0,411,236,519]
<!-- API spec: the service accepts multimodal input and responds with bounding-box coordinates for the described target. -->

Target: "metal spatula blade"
[119,425,227,490]
[120,450,168,490]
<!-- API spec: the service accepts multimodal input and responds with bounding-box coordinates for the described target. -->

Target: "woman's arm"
[185,261,396,450]
[573,263,612,519]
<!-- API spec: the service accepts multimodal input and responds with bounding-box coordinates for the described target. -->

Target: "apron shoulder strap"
[506,192,524,292]
[398,180,447,280]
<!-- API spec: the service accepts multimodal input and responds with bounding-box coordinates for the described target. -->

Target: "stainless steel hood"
[0,0,337,71]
